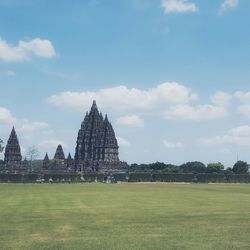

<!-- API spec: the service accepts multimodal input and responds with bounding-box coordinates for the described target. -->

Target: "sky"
[0,0,250,167]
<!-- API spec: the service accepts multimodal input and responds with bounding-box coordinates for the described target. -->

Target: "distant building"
[4,127,22,169]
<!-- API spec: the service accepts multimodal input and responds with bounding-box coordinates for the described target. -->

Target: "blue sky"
[0,0,250,167]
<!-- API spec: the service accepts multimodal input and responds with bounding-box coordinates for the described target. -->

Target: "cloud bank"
[218,0,239,15]
[117,137,131,147]
[161,0,198,14]
[201,125,250,146]
[163,140,184,149]
[0,106,48,133]
[0,37,56,62]
[116,115,145,128]
[48,82,229,121]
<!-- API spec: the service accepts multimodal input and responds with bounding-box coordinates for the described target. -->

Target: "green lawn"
[0,184,250,250]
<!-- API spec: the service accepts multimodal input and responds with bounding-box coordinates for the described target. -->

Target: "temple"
[43,153,50,170]
[75,100,125,173]
[4,127,22,169]
[0,101,126,174]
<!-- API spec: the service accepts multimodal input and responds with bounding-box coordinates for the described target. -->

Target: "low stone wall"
[0,173,250,183]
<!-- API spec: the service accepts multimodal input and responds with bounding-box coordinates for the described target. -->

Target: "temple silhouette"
[1,101,127,174]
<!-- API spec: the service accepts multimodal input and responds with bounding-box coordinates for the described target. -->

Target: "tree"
[0,139,4,153]
[149,162,167,171]
[26,146,40,168]
[207,162,224,173]
[180,161,207,173]
[232,161,249,174]
[225,167,233,174]
[165,164,180,173]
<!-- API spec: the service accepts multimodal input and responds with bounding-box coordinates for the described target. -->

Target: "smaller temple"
[54,144,66,169]
[54,145,65,160]
[67,153,74,171]
[43,153,50,170]
[4,127,22,169]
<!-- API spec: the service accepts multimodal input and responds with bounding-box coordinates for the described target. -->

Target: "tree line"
[129,161,249,174]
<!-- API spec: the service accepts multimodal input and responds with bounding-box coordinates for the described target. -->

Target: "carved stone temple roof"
[44,152,49,161]
[54,145,65,160]
[4,127,22,165]
[75,100,119,171]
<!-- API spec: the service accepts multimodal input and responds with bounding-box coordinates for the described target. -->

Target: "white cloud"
[161,0,198,14]
[48,83,229,121]
[238,105,250,119]
[19,38,55,58]
[163,140,184,148]
[0,106,49,133]
[164,104,227,121]
[117,137,131,147]
[201,125,250,146]
[235,91,250,118]
[116,115,145,128]
[228,126,250,137]
[210,91,232,107]
[218,0,239,15]
[202,135,250,146]
[235,91,250,103]
[0,37,56,62]
[0,107,16,124]
[39,140,68,149]
[17,121,49,133]
[48,82,197,112]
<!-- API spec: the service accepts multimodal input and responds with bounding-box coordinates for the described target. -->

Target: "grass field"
[0,184,250,250]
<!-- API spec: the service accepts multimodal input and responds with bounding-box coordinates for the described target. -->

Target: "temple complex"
[0,101,127,174]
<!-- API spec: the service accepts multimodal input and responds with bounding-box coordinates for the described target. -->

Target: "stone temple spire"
[54,145,66,168]
[43,153,50,170]
[54,145,65,160]
[44,153,49,161]
[91,100,98,111]
[75,101,121,172]
[4,127,22,168]
[75,100,103,166]
[98,114,119,162]
[67,153,74,170]
[67,153,72,160]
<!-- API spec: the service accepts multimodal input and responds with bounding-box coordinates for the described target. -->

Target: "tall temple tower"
[75,100,121,172]
[4,127,22,168]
